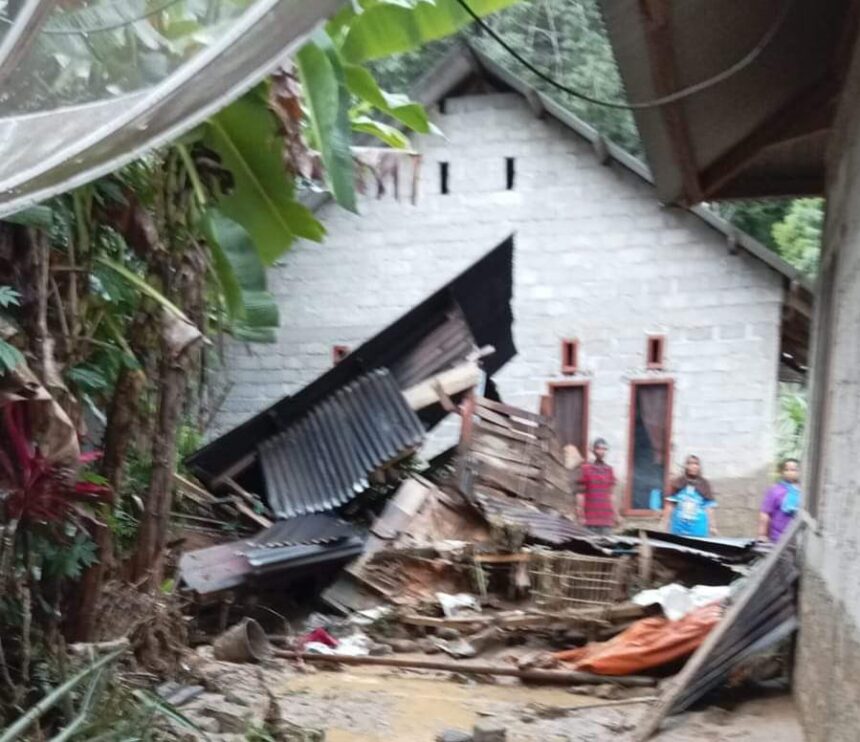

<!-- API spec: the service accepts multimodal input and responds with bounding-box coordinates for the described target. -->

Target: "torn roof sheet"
[258,369,425,519]
[186,236,515,484]
[252,514,358,548]
[473,488,592,546]
[179,515,364,595]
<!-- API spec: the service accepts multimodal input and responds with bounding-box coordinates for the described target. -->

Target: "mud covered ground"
[185,648,804,741]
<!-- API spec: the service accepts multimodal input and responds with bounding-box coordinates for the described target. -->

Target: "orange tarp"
[553,603,723,676]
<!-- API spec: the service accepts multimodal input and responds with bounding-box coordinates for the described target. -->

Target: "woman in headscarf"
[660,455,717,537]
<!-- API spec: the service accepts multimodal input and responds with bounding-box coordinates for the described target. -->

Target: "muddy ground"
[185,648,804,741]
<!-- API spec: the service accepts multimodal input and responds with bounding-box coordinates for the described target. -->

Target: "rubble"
[171,250,799,740]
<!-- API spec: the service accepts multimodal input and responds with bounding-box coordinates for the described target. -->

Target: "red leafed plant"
[0,402,112,523]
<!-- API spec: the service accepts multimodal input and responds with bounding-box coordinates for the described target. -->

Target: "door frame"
[547,379,590,459]
[625,378,674,516]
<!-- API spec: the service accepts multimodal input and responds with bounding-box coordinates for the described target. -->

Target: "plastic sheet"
[554,603,723,676]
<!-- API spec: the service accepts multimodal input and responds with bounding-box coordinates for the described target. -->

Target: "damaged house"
[208,45,811,536]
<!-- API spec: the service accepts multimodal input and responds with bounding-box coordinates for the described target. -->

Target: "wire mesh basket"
[529,550,627,610]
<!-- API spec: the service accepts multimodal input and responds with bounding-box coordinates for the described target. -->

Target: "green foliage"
[66,364,111,393]
[339,0,520,63]
[31,530,99,581]
[345,64,439,134]
[777,383,807,461]
[0,286,21,308]
[0,339,24,374]
[297,33,358,212]
[771,198,824,278]
[718,200,792,250]
[202,210,280,342]
[204,86,327,263]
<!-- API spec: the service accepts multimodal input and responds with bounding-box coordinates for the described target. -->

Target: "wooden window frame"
[332,345,350,365]
[561,338,579,375]
[625,378,675,516]
[646,335,666,370]
[547,379,590,459]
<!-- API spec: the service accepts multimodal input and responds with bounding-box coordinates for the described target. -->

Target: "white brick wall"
[211,91,784,534]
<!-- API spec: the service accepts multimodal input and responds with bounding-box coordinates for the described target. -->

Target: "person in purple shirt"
[758,459,801,543]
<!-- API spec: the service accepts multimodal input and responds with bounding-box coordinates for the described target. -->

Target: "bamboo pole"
[0,648,124,742]
[274,650,656,687]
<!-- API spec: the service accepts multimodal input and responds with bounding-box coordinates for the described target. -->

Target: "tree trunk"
[69,314,150,640]
[131,339,187,589]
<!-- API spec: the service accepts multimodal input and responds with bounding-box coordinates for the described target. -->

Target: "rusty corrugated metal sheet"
[258,369,425,519]
[389,305,475,389]
[473,488,591,546]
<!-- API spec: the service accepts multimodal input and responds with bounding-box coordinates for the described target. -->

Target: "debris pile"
[176,238,802,739]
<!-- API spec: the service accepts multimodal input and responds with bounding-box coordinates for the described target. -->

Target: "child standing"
[759,459,801,543]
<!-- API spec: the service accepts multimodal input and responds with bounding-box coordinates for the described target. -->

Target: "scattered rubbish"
[632,583,732,621]
[213,618,272,663]
[438,592,482,618]
[297,628,338,651]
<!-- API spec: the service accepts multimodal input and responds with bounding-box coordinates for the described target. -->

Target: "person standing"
[759,459,801,543]
[577,438,618,535]
[661,455,717,537]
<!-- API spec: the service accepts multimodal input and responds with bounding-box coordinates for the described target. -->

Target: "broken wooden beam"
[402,361,481,411]
[275,650,657,687]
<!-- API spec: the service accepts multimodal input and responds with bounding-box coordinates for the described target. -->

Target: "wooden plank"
[474,552,531,564]
[173,473,217,505]
[275,651,656,687]
[402,361,481,411]
[634,515,805,740]
[233,499,272,529]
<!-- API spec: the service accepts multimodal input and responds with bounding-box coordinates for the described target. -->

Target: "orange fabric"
[553,603,723,676]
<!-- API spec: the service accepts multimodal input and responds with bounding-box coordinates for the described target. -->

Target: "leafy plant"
[0,403,112,524]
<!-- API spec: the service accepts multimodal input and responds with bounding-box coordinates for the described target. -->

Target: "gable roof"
[414,42,814,298]
[406,42,811,375]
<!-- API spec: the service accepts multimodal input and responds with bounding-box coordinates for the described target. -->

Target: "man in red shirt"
[577,438,619,534]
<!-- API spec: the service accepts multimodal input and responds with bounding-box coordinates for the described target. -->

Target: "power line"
[455,0,794,111]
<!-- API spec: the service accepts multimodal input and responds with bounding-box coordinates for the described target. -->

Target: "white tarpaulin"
[0,0,343,217]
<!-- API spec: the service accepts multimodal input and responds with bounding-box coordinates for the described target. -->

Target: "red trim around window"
[561,338,579,375]
[646,335,666,370]
[547,379,590,458]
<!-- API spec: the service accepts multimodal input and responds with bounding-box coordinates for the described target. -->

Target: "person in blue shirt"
[660,455,717,537]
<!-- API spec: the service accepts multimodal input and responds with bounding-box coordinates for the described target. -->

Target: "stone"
[388,638,421,653]
[436,730,473,742]
[437,627,462,641]
[369,642,394,656]
[472,721,507,742]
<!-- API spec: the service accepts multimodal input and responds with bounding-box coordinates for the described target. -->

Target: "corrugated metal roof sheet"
[252,514,358,548]
[179,518,365,595]
[186,236,516,483]
[474,488,592,546]
[389,305,475,389]
[258,369,425,519]
[247,537,364,574]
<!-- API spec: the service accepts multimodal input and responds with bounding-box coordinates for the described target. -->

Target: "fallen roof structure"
[187,235,515,490]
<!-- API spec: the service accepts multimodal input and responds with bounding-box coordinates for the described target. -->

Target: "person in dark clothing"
[661,455,717,537]
[577,438,618,535]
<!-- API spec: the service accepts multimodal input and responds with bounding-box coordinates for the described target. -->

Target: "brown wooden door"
[550,382,589,460]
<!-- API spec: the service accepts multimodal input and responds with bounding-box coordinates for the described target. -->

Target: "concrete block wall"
[212,90,784,536]
[794,34,860,741]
